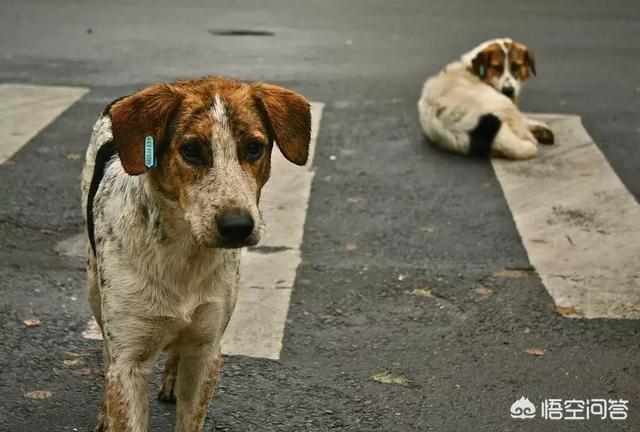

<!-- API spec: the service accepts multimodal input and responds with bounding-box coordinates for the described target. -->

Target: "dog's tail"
[468,113,501,156]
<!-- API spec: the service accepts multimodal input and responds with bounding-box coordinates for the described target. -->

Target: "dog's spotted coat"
[81,77,311,432]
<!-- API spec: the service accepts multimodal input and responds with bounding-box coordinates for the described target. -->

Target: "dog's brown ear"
[523,47,537,76]
[471,50,490,78]
[471,43,503,79]
[252,83,311,166]
[108,84,182,175]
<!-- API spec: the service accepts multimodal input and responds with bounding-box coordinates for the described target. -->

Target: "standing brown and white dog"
[418,38,554,159]
[80,77,311,432]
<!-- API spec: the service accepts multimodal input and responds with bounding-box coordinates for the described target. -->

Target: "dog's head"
[108,77,311,248]
[465,38,536,101]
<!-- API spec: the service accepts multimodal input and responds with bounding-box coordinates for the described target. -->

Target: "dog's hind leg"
[526,117,555,145]
[492,123,538,160]
[159,347,179,403]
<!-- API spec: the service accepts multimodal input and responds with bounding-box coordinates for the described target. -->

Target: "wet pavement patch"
[247,245,291,254]
[208,29,275,37]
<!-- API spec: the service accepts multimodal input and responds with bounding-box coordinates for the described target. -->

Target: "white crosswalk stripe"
[0,84,88,164]
[493,114,640,319]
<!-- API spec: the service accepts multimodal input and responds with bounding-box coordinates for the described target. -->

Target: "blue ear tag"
[479,65,485,77]
[144,136,156,168]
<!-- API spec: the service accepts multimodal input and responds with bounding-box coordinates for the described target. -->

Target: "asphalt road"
[1,1,639,431]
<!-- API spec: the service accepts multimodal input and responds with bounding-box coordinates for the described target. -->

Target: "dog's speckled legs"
[175,346,223,432]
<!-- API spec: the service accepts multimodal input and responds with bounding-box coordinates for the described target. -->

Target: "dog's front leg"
[105,360,153,432]
[175,343,223,432]
[102,316,166,432]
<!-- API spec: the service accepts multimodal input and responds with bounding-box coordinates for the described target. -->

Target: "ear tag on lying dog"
[144,136,156,168]
[479,65,485,78]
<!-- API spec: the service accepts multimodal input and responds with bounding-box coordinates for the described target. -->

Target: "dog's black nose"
[502,86,515,98]
[216,213,254,244]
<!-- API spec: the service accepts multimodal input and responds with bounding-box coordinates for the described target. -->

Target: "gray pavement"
[1,1,639,431]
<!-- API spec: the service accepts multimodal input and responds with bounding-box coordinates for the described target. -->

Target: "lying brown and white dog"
[418,38,554,159]
[80,77,311,432]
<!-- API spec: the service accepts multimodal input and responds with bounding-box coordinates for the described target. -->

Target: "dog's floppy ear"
[108,84,182,175]
[471,43,503,79]
[511,41,537,76]
[523,47,537,76]
[252,83,311,166]
[471,49,493,79]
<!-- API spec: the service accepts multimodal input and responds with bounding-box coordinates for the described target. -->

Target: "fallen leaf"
[71,367,96,376]
[523,327,532,334]
[63,358,81,367]
[578,172,592,177]
[65,153,81,160]
[529,238,547,244]
[475,286,493,298]
[552,305,579,316]
[397,274,406,281]
[24,390,53,400]
[525,347,545,356]
[419,226,435,233]
[371,371,409,386]
[23,319,41,327]
[345,243,358,252]
[39,229,57,236]
[493,268,534,279]
[480,181,491,188]
[347,196,363,204]
[65,351,89,359]
[408,288,432,297]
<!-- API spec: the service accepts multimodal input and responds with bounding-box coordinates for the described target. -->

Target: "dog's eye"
[511,62,520,70]
[179,143,204,165]
[245,141,264,162]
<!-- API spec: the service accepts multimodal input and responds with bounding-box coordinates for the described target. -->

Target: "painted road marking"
[493,114,640,319]
[0,83,88,164]
[221,102,324,359]
[78,102,324,359]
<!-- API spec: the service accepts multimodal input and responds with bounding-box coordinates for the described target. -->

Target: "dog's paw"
[158,382,177,404]
[94,407,109,432]
[530,125,555,145]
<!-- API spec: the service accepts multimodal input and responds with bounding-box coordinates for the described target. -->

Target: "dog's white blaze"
[493,114,640,319]
[209,94,233,158]
[211,94,229,134]
[0,83,88,164]
[220,102,324,359]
